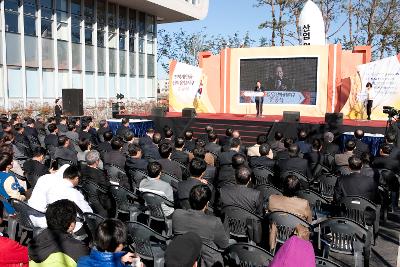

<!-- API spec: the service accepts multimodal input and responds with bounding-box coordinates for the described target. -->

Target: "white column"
[37,2,44,104]
[93,0,98,103]
[0,0,8,109]
[80,0,86,100]
[143,14,147,99]
[153,21,157,99]
[135,10,138,99]
[67,0,73,87]
[104,0,109,100]
[53,0,59,97]
[124,7,128,99]
[115,4,119,93]
[20,1,27,107]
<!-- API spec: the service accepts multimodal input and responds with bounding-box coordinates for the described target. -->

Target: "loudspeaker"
[152,107,166,117]
[62,89,83,116]
[325,113,343,126]
[283,111,300,122]
[182,108,196,118]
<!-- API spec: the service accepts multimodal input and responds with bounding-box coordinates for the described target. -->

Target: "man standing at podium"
[254,80,265,117]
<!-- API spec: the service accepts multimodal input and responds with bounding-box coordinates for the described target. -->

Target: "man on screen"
[254,81,266,117]
[266,65,293,91]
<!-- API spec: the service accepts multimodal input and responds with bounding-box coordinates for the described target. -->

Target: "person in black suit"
[14,123,32,156]
[56,116,68,134]
[44,123,59,158]
[116,118,130,138]
[80,150,113,217]
[266,65,293,91]
[103,138,126,169]
[142,132,161,160]
[54,136,78,165]
[78,121,95,143]
[177,158,210,205]
[97,131,113,160]
[321,132,339,156]
[334,156,379,223]
[183,130,196,152]
[304,138,326,176]
[125,143,148,172]
[216,153,247,188]
[295,130,312,154]
[218,138,241,167]
[24,118,39,138]
[275,138,294,161]
[204,132,221,156]
[54,98,62,120]
[278,144,312,179]
[217,166,263,216]
[218,128,233,148]
[385,133,400,159]
[23,147,49,188]
[171,137,189,166]
[372,144,399,172]
[97,120,111,143]
[249,143,275,170]
[138,128,154,148]
[159,128,174,148]
[353,129,370,157]
[192,147,216,185]
[157,143,182,180]
[270,131,285,154]
[254,81,266,117]
[172,184,229,267]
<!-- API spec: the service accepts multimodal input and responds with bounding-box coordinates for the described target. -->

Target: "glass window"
[138,12,145,36]
[146,15,154,34]
[42,37,54,68]
[85,72,95,98]
[41,0,53,38]
[119,50,126,74]
[5,0,20,33]
[120,75,127,96]
[71,0,81,43]
[147,78,155,98]
[129,52,135,77]
[58,70,69,92]
[97,0,105,47]
[43,69,56,97]
[85,45,94,71]
[24,0,37,36]
[56,0,68,41]
[108,3,117,48]
[72,42,81,70]
[139,53,144,77]
[84,0,94,45]
[128,10,136,53]
[97,73,106,98]
[72,71,81,88]
[57,40,68,69]
[109,48,116,74]
[147,54,155,77]
[6,33,21,66]
[138,77,145,98]
[119,7,126,51]
[8,68,23,98]
[97,47,105,73]
[26,68,40,97]
[109,74,116,97]
[25,35,38,67]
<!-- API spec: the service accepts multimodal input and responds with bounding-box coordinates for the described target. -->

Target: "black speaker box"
[152,107,166,117]
[62,89,83,116]
[182,108,196,118]
[283,111,300,122]
[325,113,343,126]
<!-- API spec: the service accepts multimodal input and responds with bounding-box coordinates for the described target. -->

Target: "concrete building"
[0,0,209,108]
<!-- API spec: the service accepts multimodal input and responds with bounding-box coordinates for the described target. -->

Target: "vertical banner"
[299,0,326,46]
[357,56,400,120]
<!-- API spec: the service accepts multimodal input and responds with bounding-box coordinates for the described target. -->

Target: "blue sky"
[158,0,268,78]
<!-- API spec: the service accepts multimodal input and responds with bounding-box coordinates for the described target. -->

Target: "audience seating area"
[0,113,399,266]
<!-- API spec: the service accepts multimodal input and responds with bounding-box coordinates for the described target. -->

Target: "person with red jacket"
[0,234,29,267]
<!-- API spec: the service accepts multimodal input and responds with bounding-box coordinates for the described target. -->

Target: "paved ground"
[327,212,400,267]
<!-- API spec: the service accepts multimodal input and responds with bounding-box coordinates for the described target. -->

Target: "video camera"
[383,106,399,118]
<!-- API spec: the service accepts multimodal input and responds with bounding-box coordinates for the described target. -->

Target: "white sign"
[264,91,306,104]
[170,62,203,104]
[243,91,265,97]
[299,0,326,46]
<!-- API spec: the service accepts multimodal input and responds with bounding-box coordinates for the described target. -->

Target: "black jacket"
[44,134,59,148]
[205,142,222,156]
[103,150,126,169]
[334,172,379,204]
[249,156,275,169]
[278,157,312,179]
[28,229,89,263]
[125,157,148,172]
[372,156,399,173]
[354,139,370,157]
[217,184,263,216]
[116,125,130,138]
[171,150,189,166]
[158,158,182,180]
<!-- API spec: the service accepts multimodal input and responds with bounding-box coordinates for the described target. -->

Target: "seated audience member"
[172,185,229,267]
[77,219,141,267]
[192,147,216,184]
[65,123,79,143]
[360,152,377,178]
[23,147,49,188]
[97,131,113,159]
[57,116,68,133]
[47,165,93,233]
[217,166,263,216]
[205,132,221,156]
[268,175,312,250]
[334,156,379,204]
[142,132,162,160]
[183,130,196,152]
[121,131,136,156]
[247,134,267,157]
[270,131,285,153]
[304,138,324,166]
[219,128,233,148]
[125,143,148,172]
[0,152,26,215]
[14,123,31,150]
[158,143,182,179]
[384,133,400,159]
[353,129,370,157]
[165,232,202,267]
[138,128,154,147]
[77,138,91,162]
[103,138,126,169]
[159,127,174,147]
[29,199,89,265]
[54,136,78,165]
[78,121,94,143]
[28,164,70,228]
[372,144,399,172]
[219,138,241,167]
[139,161,174,217]
[24,117,39,137]
[97,120,110,143]
[334,139,356,174]
[80,151,112,217]
[296,130,312,154]
[189,139,215,167]
[0,233,29,267]
[116,118,130,138]
[44,123,59,149]
[171,137,189,166]
[278,144,312,180]
[268,233,315,267]
[177,158,210,205]
[275,138,294,160]
[321,131,339,155]
[249,143,275,169]
[217,153,247,188]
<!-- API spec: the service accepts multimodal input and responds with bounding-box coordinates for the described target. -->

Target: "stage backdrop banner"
[169,60,216,113]
[342,56,400,120]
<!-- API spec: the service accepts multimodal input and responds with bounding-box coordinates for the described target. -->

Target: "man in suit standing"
[54,98,62,121]
[353,129,370,157]
[254,81,266,117]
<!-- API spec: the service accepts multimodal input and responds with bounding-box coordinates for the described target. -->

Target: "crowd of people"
[0,112,398,266]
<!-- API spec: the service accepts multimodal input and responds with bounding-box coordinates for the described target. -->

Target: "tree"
[157,28,255,73]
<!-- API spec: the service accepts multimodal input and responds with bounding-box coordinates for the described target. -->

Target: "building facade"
[0,0,209,108]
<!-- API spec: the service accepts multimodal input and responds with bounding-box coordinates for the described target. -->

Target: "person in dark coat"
[171,137,189,166]
[54,98,63,120]
[353,129,370,157]
[103,138,126,169]
[116,118,130,139]
[157,143,182,180]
